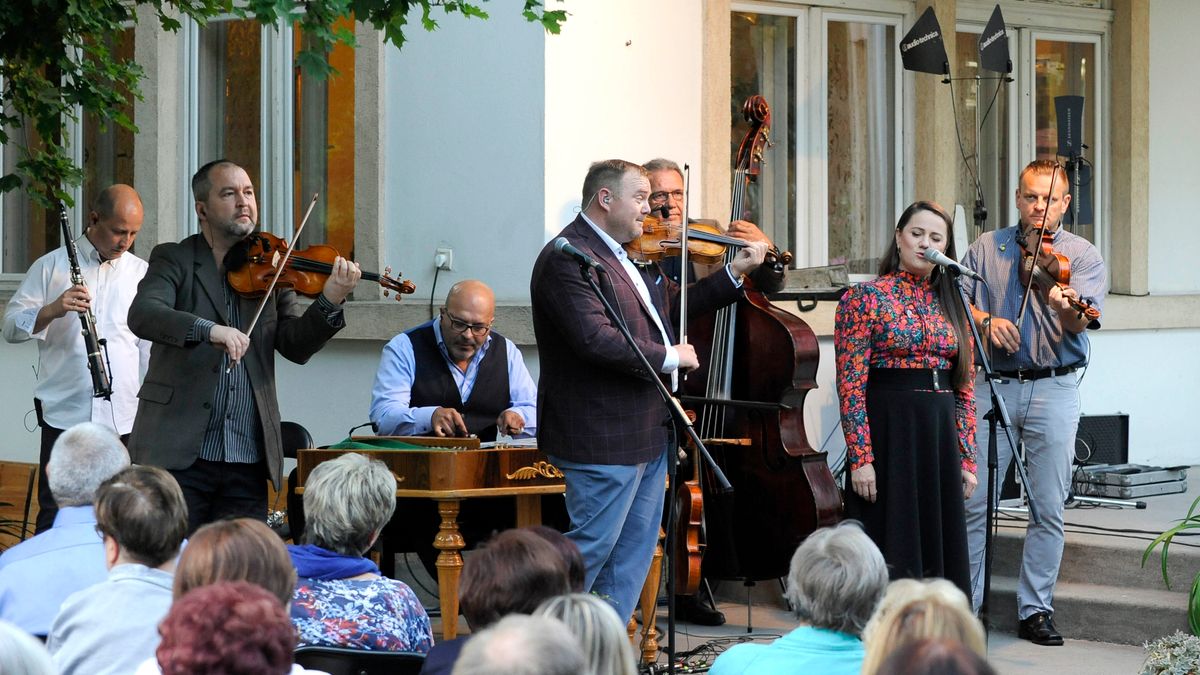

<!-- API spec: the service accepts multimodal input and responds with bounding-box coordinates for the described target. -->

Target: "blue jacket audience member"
[0,422,129,636]
[47,465,188,675]
[709,522,888,675]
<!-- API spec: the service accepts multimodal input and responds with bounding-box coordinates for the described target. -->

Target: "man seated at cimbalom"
[369,279,564,575]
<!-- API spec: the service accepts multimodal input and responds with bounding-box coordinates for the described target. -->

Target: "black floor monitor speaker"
[998,414,1129,499]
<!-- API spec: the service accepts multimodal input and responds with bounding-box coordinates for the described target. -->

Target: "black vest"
[407,324,510,442]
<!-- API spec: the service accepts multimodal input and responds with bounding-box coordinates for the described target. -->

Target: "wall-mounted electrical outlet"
[435,247,453,271]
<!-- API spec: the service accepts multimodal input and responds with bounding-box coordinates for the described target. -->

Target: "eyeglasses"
[648,190,685,205]
[441,309,492,336]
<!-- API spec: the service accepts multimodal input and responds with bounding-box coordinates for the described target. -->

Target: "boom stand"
[950,270,1041,634]
[577,263,732,675]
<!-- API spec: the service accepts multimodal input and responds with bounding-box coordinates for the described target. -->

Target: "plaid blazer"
[530,216,739,465]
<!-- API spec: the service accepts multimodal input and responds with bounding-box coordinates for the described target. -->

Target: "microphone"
[654,204,670,219]
[554,237,605,273]
[922,248,983,280]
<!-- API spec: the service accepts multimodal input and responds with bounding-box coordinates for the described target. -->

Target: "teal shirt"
[710,626,864,675]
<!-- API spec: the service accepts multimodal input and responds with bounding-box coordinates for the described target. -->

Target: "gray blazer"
[127,233,341,487]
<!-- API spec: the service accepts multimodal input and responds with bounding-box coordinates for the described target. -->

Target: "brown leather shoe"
[1018,611,1064,646]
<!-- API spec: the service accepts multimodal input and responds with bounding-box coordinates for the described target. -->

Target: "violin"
[1016,227,1100,328]
[225,231,416,300]
[624,215,795,268]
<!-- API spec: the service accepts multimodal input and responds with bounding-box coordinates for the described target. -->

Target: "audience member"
[536,593,637,675]
[421,527,571,675]
[0,619,55,675]
[288,453,432,652]
[876,637,996,675]
[174,518,296,604]
[146,581,316,675]
[0,422,129,636]
[452,614,585,675]
[47,465,188,675]
[709,521,888,675]
[861,579,987,675]
[528,524,586,592]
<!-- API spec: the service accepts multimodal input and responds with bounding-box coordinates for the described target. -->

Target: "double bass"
[680,96,842,583]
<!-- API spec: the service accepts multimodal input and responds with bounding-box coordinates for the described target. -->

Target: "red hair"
[156,581,296,675]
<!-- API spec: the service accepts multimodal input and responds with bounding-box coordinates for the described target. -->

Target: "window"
[81,30,137,218]
[954,12,1105,250]
[189,16,355,249]
[952,28,1011,244]
[732,5,903,274]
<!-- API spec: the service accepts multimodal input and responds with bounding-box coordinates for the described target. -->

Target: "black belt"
[994,365,1079,382]
[868,368,954,392]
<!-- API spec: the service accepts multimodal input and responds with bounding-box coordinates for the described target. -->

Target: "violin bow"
[227,193,320,372]
[1014,165,1059,331]
[678,163,691,361]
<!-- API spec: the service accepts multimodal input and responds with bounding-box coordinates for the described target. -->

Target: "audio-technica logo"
[901,31,939,53]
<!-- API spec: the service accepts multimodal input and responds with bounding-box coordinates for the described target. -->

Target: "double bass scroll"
[680,95,842,583]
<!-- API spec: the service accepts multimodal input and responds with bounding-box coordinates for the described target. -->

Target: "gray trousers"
[964,373,1080,619]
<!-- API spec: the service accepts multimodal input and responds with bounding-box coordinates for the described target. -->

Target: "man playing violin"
[643,157,786,626]
[643,158,786,294]
[531,159,767,626]
[127,159,362,533]
[961,159,1107,646]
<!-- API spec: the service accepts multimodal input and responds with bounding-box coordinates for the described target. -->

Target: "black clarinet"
[59,204,113,400]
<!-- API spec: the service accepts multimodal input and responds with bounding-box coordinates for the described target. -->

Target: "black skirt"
[844,368,970,596]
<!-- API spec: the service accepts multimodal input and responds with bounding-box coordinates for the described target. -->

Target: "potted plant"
[1142,494,1200,636]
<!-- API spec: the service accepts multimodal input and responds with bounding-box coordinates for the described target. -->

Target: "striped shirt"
[961,225,1107,371]
[187,283,342,464]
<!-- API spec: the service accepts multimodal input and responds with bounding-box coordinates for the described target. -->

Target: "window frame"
[731,1,909,271]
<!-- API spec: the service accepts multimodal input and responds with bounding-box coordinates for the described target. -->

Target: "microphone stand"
[948,268,1040,636]
[575,262,732,675]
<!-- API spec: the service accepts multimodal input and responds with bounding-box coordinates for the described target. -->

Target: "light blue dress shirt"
[369,319,537,437]
[0,505,106,636]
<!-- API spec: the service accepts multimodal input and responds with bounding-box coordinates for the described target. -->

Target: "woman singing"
[834,201,977,595]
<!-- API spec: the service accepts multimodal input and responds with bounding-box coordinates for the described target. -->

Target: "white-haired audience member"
[0,422,129,636]
[861,579,987,675]
[0,619,56,675]
[709,522,889,675]
[535,593,638,675]
[287,452,432,652]
[47,465,189,675]
[452,614,585,675]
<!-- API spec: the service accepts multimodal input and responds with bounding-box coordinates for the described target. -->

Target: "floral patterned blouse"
[290,576,434,653]
[834,270,976,473]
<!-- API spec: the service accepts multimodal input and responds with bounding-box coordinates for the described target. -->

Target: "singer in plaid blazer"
[530,159,766,624]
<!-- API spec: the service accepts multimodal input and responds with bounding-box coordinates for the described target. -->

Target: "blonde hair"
[860,579,986,675]
[535,594,637,675]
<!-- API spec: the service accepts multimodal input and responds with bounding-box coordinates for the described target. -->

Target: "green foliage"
[1143,494,1200,636]
[0,0,567,208]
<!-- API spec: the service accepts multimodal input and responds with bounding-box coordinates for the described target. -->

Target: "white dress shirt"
[3,236,150,433]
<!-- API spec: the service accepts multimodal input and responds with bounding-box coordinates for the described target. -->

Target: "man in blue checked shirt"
[961,159,1108,647]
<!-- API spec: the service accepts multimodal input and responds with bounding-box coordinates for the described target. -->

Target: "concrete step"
[985,575,1191,646]
[991,527,1200,592]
